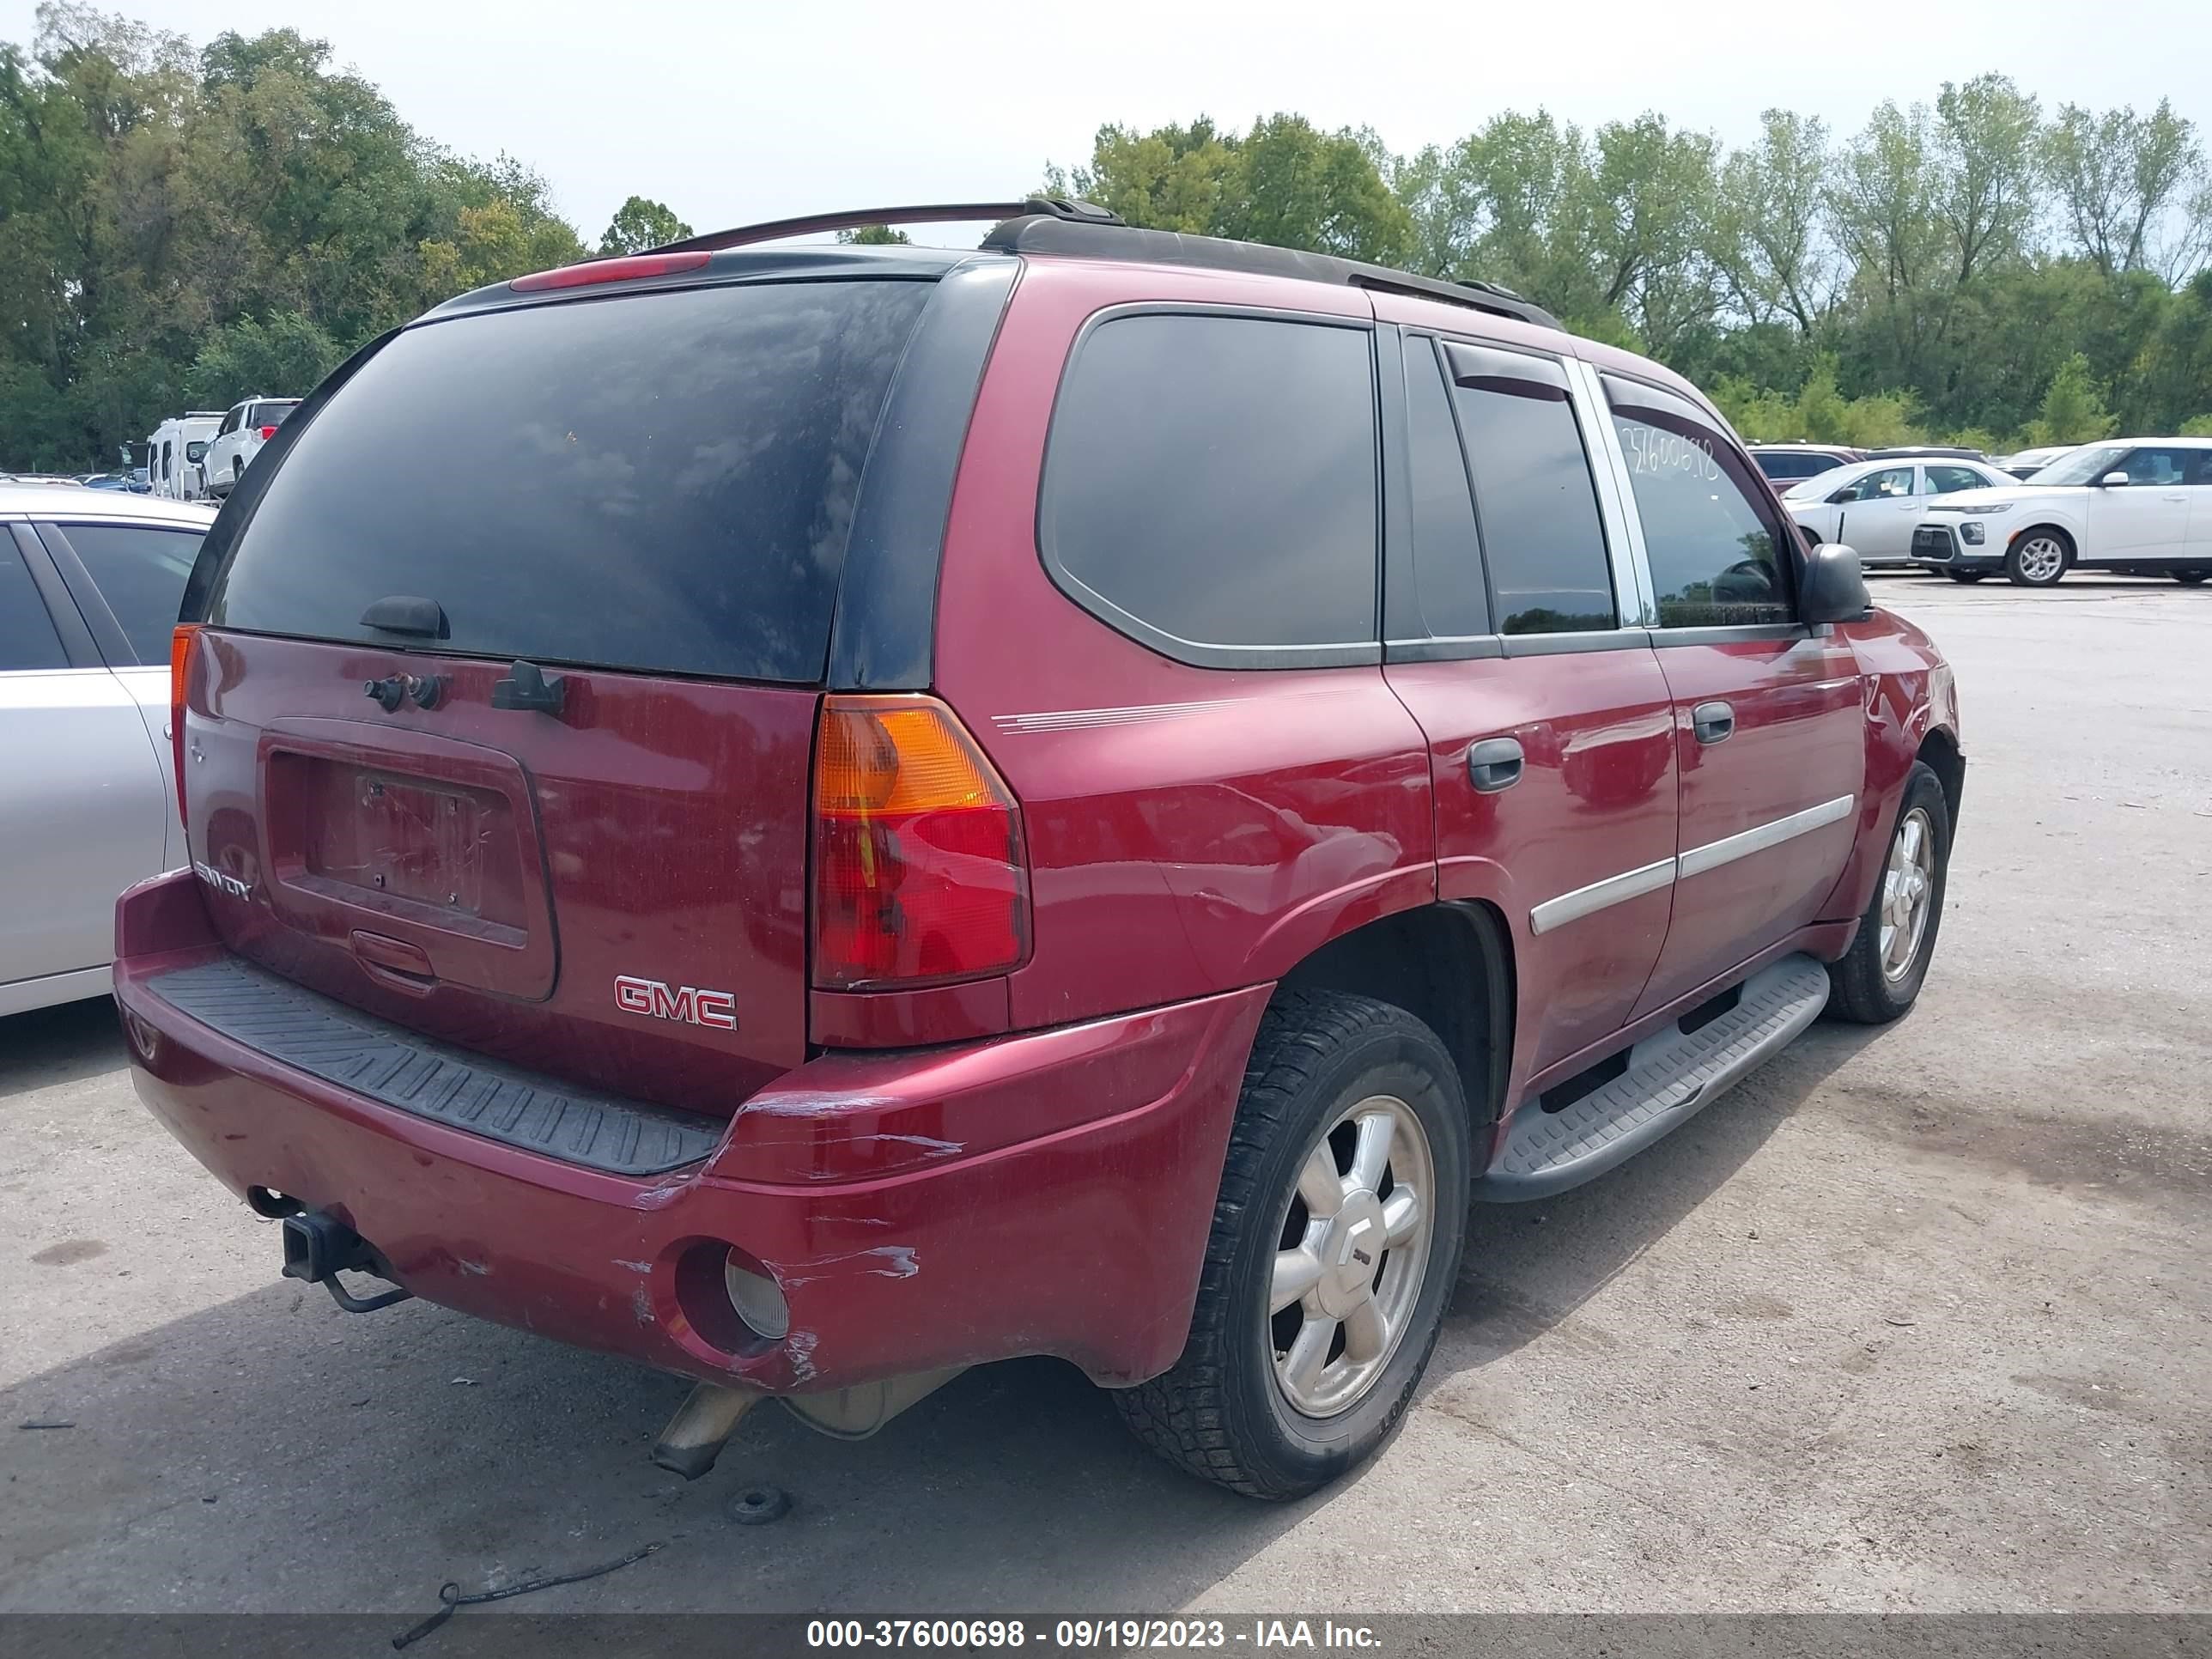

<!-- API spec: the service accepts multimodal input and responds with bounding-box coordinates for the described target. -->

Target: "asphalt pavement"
[2,574,2207,1627]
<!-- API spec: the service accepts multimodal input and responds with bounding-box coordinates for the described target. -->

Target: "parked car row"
[138,397,301,501]
[1778,455,2019,568]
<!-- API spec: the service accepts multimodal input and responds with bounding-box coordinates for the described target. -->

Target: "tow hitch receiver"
[281,1211,414,1313]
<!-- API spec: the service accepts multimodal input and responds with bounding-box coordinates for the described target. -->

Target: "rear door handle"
[1692,701,1735,744]
[1467,737,1524,793]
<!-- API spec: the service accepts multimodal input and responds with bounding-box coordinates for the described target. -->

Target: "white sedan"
[0,486,215,1015]
[1909,438,2212,587]
[1780,455,2019,568]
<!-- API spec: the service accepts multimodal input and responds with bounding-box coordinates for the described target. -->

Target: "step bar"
[1476,953,1830,1202]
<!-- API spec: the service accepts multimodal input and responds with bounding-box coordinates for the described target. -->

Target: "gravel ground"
[1,573,2206,1628]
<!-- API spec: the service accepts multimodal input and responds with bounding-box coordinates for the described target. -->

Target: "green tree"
[599,194,690,254]
[2042,99,2209,280]
[836,224,910,245]
[2026,353,2118,445]
[184,309,340,404]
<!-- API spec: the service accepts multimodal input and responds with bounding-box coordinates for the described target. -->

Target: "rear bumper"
[115,870,1265,1394]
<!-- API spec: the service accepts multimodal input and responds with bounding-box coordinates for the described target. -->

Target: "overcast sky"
[8,0,2209,245]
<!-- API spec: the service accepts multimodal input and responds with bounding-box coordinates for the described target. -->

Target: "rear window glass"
[1041,313,1377,657]
[247,403,297,428]
[206,279,933,682]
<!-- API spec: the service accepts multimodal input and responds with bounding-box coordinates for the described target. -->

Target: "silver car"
[1780,455,2017,568]
[0,487,216,1014]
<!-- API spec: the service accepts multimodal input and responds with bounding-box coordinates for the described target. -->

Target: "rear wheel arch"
[1271,902,1514,1133]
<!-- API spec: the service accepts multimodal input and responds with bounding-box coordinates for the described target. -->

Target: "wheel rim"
[2016,537,2064,581]
[1267,1093,1436,1419]
[1879,807,1936,983]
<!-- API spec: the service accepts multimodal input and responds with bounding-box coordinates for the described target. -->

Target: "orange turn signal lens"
[810,696,1029,990]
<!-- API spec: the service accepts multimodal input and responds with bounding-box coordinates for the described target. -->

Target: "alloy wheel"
[1880,807,1936,983]
[1267,1093,1437,1419]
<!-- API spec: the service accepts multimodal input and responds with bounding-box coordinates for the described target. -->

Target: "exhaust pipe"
[280,1211,413,1313]
[650,1382,763,1480]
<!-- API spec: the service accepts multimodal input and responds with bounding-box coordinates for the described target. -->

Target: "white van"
[146,413,226,501]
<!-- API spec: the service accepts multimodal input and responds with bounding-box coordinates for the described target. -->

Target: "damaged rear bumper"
[113,869,1266,1394]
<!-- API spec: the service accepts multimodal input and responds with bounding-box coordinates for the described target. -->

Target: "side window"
[1836,465,1916,502]
[1403,337,1488,637]
[2123,447,2192,485]
[1927,465,1986,495]
[1042,312,1377,658]
[0,534,69,671]
[1607,381,1791,629]
[1444,343,1614,635]
[51,525,207,665]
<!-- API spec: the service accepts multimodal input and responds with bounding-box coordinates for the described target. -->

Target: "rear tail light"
[169,623,198,826]
[257,424,277,441]
[811,696,1028,990]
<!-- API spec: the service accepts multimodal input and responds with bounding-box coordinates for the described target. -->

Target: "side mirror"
[185,441,207,463]
[1800,541,1871,626]
[1826,485,1856,504]
[2100,471,2130,487]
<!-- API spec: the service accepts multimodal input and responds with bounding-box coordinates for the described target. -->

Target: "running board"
[1475,953,1829,1202]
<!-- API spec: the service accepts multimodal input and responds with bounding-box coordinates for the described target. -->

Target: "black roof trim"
[980,216,1563,332]
[654,198,1122,256]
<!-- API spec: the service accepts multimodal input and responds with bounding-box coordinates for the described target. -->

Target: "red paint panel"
[1635,634,1865,1015]
[931,258,1433,1032]
[184,633,815,1115]
[1385,649,1678,1083]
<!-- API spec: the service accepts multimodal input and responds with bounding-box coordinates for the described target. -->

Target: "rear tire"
[1114,989,1471,1500]
[1827,762,1952,1024]
[2004,529,2071,586]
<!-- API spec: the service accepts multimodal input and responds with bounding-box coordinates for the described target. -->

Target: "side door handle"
[1467,737,1524,793]
[1692,701,1735,744]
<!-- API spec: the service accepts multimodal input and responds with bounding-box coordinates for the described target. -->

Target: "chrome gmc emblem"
[614,975,738,1030]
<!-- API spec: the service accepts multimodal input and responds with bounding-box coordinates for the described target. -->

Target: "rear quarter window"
[204,279,933,683]
[1039,311,1379,664]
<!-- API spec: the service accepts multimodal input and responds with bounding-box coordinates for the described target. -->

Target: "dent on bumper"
[113,871,1267,1393]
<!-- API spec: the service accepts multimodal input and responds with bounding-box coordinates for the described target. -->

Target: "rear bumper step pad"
[142,957,723,1176]
[1478,953,1830,1201]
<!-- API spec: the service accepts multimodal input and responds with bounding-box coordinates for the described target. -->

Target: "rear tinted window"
[207,279,933,682]
[247,403,297,428]
[54,523,205,664]
[1042,313,1377,658]
[1755,453,1832,481]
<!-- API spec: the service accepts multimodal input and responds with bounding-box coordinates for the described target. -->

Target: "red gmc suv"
[116,200,1963,1500]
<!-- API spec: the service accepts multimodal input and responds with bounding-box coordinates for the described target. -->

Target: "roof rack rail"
[652,198,1122,256]
[979,217,1562,331]
[648,198,1561,332]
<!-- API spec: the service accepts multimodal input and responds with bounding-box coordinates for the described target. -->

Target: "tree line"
[0,5,691,471]
[6,3,2210,471]
[1046,94,2212,450]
